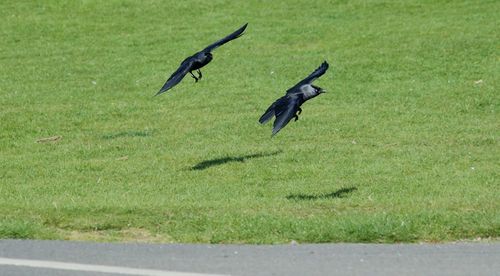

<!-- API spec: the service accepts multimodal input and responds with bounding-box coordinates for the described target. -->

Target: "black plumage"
[155,23,248,96]
[259,61,329,136]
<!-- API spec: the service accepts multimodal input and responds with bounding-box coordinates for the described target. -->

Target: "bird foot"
[294,115,299,121]
[189,71,199,82]
[197,69,203,80]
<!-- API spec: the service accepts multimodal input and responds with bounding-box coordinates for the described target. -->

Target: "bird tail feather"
[259,104,276,124]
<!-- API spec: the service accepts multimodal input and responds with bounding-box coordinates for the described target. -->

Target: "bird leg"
[293,108,302,121]
[197,69,202,80]
[189,71,199,82]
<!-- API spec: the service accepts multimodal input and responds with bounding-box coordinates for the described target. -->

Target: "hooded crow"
[155,23,248,96]
[259,61,329,136]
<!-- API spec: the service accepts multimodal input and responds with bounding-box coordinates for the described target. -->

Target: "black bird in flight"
[155,23,248,96]
[259,61,329,136]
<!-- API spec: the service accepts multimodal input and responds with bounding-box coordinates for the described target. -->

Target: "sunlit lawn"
[0,0,498,243]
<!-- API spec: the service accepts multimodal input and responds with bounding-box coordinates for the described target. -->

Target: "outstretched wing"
[201,23,248,53]
[271,95,300,136]
[155,57,194,96]
[286,61,329,94]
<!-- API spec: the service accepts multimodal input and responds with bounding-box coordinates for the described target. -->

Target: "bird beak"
[321,89,327,93]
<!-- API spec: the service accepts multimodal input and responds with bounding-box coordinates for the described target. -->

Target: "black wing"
[155,57,194,96]
[286,61,329,94]
[271,95,300,136]
[259,101,277,124]
[201,23,248,53]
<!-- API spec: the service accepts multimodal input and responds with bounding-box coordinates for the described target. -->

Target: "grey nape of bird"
[259,61,329,136]
[155,23,248,96]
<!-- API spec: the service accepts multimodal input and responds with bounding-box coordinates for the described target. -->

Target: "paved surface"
[0,240,499,275]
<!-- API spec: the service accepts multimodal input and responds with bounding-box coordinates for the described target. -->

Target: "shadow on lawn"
[191,150,282,171]
[286,187,358,201]
[102,130,152,140]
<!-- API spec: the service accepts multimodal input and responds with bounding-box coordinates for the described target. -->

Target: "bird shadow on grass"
[286,187,358,201]
[102,130,152,140]
[191,150,282,171]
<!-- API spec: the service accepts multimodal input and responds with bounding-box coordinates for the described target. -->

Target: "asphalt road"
[0,240,498,276]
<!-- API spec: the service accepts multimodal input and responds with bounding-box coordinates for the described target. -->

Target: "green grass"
[0,0,498,243]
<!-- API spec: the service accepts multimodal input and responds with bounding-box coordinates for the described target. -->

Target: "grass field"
[0,0,498,243]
